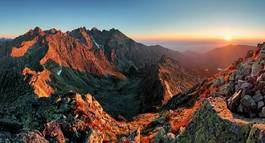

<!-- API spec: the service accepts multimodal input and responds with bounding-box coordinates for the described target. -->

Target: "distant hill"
[0,38,12,42]
[183,44,258,74]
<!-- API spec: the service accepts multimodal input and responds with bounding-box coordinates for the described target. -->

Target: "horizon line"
[1,26,264,42]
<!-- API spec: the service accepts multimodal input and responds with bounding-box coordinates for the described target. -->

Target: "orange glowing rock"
[39,32,126,79]
[23,67,54,97]
[11,38,37,57]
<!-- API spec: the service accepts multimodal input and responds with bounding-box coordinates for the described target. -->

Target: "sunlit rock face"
[23,67,54,97]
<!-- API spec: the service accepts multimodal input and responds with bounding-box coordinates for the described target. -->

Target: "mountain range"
[183,44,257,74]
[0,27,264,142]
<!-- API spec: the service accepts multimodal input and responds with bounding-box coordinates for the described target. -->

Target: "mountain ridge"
[0,26,201,117]
[0,26,264,142]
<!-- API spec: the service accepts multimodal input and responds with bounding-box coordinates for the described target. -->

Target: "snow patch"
[57,69,62,76]
[164,81,173,97]
[91,36,101,49]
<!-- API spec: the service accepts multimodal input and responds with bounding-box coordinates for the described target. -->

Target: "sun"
[224,35,232,41]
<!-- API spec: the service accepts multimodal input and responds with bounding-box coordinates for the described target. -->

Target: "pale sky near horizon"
[0,0,264,50]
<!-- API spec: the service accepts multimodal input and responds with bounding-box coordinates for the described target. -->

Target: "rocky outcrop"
[177,97,265,143]
[23,67,54,97]
[10,37,38,57]
[0,91,159,142]
[210,42,265,117]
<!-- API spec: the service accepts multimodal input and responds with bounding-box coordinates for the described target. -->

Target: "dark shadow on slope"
[161,80,207,111]
[42,59,202,120]
[43,60,146,120]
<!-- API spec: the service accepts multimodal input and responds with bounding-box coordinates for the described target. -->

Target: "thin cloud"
[0,34,17,38]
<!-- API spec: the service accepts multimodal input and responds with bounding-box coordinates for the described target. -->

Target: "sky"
[0,0,265,51]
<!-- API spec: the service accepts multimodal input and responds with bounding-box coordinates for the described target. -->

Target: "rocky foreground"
[0,27,265,142]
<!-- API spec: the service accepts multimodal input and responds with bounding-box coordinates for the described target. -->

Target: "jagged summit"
[26,26,46,36]
[91,27,101,32]
[68,27,93,48]
[33,26,43,33]
[0,26,197,102]
[45,28,60,34]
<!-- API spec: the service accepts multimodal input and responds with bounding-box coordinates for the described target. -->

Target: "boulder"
[177,98,251,143]
[259,107,265,117]
[236,63,252,79]
[237,103,244,113]
[227,90,242,111]
[251,62,262,76]
[257,81,265,92]
[246,76,256,84]
[257,101,264,110]
[239,82,252,90]
[240,95,257,111]
[166,133,176,141]
[177,97,265,142]
[252,92,263,102]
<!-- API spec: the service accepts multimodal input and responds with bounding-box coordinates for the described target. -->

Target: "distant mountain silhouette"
[183,44,257,74]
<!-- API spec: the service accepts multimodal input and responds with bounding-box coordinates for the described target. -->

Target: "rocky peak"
[45,28,60,35]
[89,28,129,43]
[33,26,43,33]
[68,27,93,48]
[91,27,101,32]
[69,27,88,35]
[26,26,46,37]
[109,28,129,40]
